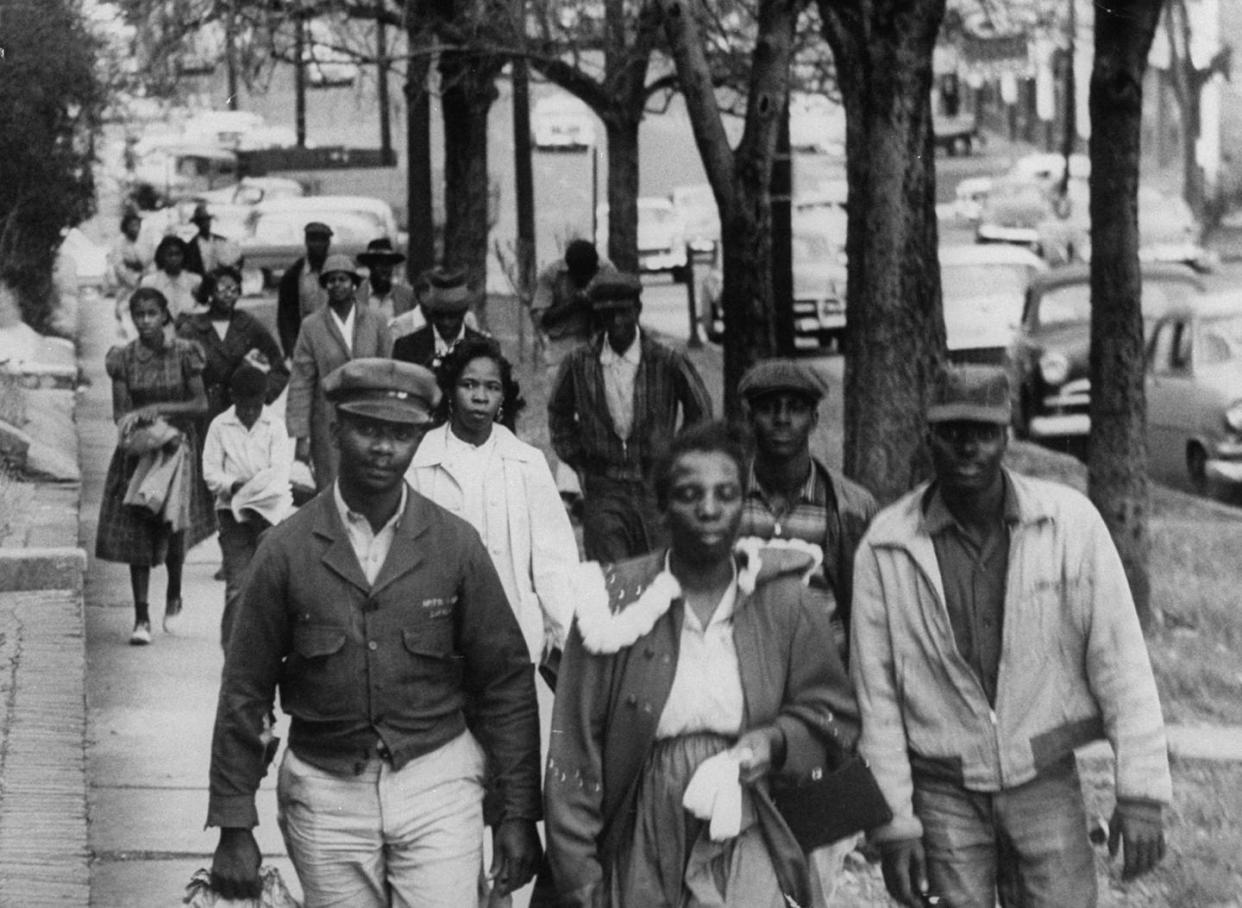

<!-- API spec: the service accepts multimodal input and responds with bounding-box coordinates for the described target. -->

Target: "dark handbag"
[771,755,893,851]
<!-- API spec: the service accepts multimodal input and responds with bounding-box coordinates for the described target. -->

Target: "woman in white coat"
[406,335,578,667]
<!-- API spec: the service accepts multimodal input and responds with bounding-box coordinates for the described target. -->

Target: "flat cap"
[318,254,362,286]
[738,359,825,403]
[322,358,440,425]
[304,221,333,237]
[927,365,1012,425]
[423,267,471,314]
[588,272,643,308]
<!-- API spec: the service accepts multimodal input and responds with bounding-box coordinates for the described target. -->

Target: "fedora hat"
[357,237,406,267]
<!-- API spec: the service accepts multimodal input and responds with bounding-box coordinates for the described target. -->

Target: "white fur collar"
[572,537,823,655]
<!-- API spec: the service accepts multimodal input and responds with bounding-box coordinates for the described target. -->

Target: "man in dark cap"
[208,357,543,906]
[547,272,711,561]
[851,365,1171,908]
[277,221,334,356]
[356,238,418,337]
[391,267,488,373]
[287,255,393,490]
[184,202,242,276]
[736,358,877,900]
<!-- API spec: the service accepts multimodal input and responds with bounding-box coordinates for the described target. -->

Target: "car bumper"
[977,225,1040,246]
[1029,414,1090,437]
[639,249,688,272]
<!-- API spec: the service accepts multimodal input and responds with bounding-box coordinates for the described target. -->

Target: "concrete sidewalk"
[77,293,302,906]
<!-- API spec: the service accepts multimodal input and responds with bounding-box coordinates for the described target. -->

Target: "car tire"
[1187,443,1210,495]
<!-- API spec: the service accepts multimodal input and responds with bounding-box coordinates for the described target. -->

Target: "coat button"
[368,641,378,651]
[644,647,655,659]
[626,694,638,707]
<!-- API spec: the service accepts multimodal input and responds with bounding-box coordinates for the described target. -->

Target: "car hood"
[1184,361,1242,401]
[944,296,1021,351]
[1022,323,1091,370]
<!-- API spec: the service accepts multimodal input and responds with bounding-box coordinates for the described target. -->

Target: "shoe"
[129,621,152,646]
[163,598,183,635]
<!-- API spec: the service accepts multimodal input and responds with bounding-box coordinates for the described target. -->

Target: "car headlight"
[1039,351,1069,386]
[1225,400,1242,434]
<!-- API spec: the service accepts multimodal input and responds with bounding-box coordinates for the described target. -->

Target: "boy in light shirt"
[202,363,293,647]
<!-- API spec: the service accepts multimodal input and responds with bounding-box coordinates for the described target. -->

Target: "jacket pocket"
[400,629,464,700]
[282,625,350,719]
[293,625,347,658]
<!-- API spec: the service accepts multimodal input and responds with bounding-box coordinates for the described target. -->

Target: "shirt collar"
[599,328,642,366]
[220,406,273,429]
[333,481,407,534]
[922,471,1020,536]
[434,324,467,355]
[668,551,739,632]
[744,458,819,507]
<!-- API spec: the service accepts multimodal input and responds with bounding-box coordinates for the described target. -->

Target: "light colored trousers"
[277,731,486,908]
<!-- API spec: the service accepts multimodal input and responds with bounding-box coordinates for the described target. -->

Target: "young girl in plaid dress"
[96,288,216,645]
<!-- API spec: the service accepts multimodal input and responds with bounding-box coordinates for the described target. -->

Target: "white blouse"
[655,572,746,739]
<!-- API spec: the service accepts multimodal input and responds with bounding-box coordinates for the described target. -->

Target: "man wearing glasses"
[850,365,1171,907]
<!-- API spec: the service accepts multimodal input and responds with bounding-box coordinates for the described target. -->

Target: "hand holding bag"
[771,755,893,851]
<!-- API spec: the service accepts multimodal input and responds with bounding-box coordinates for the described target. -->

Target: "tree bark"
[1088,1,1164,630]
[603,117,642,273]
[661,0,798,417]
[820,0,946,504]
[405,17,435,282]
[439,50,502,326]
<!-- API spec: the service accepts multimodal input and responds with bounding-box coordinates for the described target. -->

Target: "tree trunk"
[1088,1,1164,630]
[439,51,501,326]
[660,0,797,417]
[604,117,641,273]
[821,0,946,504]
[405,37,435,283]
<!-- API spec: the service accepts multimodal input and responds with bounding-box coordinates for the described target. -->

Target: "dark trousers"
[580,475,665,563]
[218,509,272,649]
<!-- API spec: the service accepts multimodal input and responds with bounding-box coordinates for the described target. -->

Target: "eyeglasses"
[931,423,1007,445]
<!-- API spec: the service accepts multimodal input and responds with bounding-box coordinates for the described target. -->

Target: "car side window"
[1149,321,1176,375]
[1171,322,1193,373]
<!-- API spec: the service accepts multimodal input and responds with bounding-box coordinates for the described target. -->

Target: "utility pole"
[224,1,238,110]
[377,17,393,163]
[771,92,795,356]
[405,21,435,283]
[294,14,307,147]
[1059,0,1076,197]
[512,0,536,304]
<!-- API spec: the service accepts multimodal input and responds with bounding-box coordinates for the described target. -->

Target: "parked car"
[1008,151,1091,186]
[669,183,721,261]
[789,92,845,155]
[239,195,401,286]
[949,176,994,224]
[976,177,1082,251]
[196,177,307,239]
[1010,262,1206,441]
[127,143,239,208]
[595,197,689,276]
[933,112,980,156]
[1145,296,1242,495]
[940,244,1046,364]
[531,94,596,150]
[703,219,847,352]
[1037,184,1217,273]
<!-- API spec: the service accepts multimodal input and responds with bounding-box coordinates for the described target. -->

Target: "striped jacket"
[547,331,711,480]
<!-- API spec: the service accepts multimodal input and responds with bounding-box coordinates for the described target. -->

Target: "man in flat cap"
[287,255,393,490]
[547,272,711,561]
[392,267,488,374]
[184,202,243,277]
[850,365,1171,908]
[737,358,876,900]
[356,238,419,339]
[208,357,543,907]
[278,221,335,356]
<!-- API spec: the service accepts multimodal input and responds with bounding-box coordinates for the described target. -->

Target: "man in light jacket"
[851,365,1171,908]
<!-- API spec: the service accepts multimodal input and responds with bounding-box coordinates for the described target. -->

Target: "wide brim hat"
[357,238,406,267]
[322,358,440,425]
[927,365,1012,425]
[588,272,643,309]
[318,254,363,287]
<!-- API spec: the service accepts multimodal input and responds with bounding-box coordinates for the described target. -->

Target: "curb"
[0,546,86,593]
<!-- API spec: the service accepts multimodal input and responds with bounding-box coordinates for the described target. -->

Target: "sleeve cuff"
[206,795,259,830]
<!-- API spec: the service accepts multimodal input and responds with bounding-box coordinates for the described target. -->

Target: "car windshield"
[1036,278,1199,328]
[1197,316,1242,366]
[794,232,835,261]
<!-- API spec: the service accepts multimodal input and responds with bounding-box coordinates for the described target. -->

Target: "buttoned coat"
[208,486,541,830]
[543,548,860,907]
[406,423,578,660]
[285,304,392,490]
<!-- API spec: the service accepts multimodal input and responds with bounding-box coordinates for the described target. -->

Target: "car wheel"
[1187,443,1210,495]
